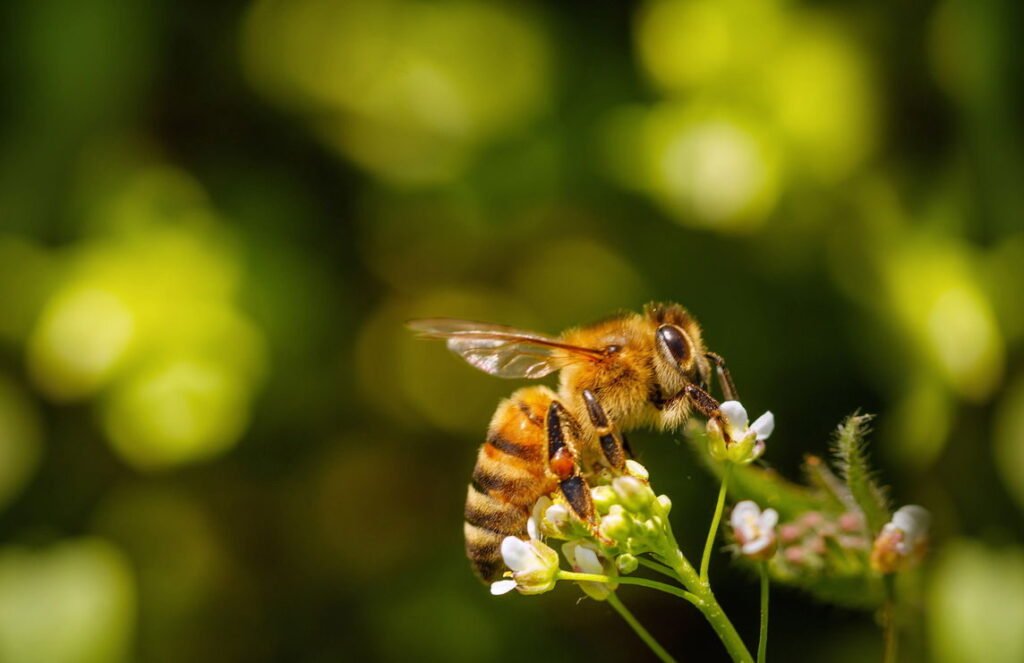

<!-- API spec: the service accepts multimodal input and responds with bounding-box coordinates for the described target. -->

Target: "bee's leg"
[681,384,721,419]
[705,352,738,401]
[546,401,596,524]
[581,389,628,471]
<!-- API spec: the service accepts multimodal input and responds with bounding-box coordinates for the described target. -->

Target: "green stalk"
[701,463,732,583]
[758,563,770,663]
[657,548,754,663]
[557,571,699,605]
[606,593,677,663]
[883,574,898,663]
[637,556,685,583]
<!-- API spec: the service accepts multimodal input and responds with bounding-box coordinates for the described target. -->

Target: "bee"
[409,302,737,582]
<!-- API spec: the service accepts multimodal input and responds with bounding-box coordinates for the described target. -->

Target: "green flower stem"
[606,593,677,663]
[701,462,732,583]
[758,562,769,663]
[883,574,898,663]
[637,557,685,583]
[658,548,754,663]
[557,571,699,605]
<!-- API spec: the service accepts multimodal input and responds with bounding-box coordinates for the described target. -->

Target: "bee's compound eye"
[657,325,691,364]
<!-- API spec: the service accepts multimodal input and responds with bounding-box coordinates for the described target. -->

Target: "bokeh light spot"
[645,104,781,231]
[28,286,136,401]
[0,539,136,663]
[104,358,251,471]
[929,540,1024,663]
[0,376,43,511]
[994,375,1024,513]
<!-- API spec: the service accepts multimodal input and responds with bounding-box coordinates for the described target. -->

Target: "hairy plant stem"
[758,562,769,663]
[606,593,677,663]
[701,462,733,583]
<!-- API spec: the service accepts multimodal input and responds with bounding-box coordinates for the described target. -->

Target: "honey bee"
[409,302,737,582]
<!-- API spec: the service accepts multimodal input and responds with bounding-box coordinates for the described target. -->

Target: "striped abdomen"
[464,386,558,582]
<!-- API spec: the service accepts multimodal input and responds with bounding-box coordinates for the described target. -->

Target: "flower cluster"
[490,459,677,600]
[588,460,676,556]
[776,510,870,571]
[707,401,774,464]
[475,388,932,663]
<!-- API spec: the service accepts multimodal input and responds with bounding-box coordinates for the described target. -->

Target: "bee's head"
[645,303,711,394]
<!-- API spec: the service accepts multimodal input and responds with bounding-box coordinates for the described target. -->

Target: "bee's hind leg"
[546,401,596,525]
[581,389,628,471]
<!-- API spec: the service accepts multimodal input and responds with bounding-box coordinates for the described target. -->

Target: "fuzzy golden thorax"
[557,303,712,439]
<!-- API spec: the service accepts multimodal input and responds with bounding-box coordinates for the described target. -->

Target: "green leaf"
[831,413,890,535]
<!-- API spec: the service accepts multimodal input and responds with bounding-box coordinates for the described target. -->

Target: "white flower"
[720,401,775,441]
[870,505,930,573]
[562,541,617,600]
[890,505,930,553]
[490,535,561,595]
[730,500,779,560]
[708,400,774,464]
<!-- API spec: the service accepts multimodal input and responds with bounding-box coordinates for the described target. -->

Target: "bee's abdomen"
[464,387,557,582]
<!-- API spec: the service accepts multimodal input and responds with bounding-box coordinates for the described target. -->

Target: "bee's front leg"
[659,383,722,422]
[683,383,722,420]
[705,351,738,401]
[581,389,630,471]
[546,401,596,525]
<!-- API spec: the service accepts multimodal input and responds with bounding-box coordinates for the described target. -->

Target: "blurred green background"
[1,0,1022,661]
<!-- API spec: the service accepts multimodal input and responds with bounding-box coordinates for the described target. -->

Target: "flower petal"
[892,505,930,534]
[749,411,775,440]
[760,508,779,530]
[742,538,772,556]
[527,517,540,541]
[500,537,534,572]
[719,401,749,434]
[490,579,518,595]
[573,545,604,576]
[531,496,552,534]
[730,500,760,528]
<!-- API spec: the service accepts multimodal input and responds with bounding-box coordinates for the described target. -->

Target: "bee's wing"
[407,318,604,379]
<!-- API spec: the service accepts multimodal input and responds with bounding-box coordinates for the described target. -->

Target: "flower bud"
[625,459,649,480]
[616,553,639,574]
[707,417,729,460]
[612,476,653,512]
[656,494,672,514]
[778,523,804,544]
[591,485,617,513]
[599,511,631,541]
[838,511,865,533]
